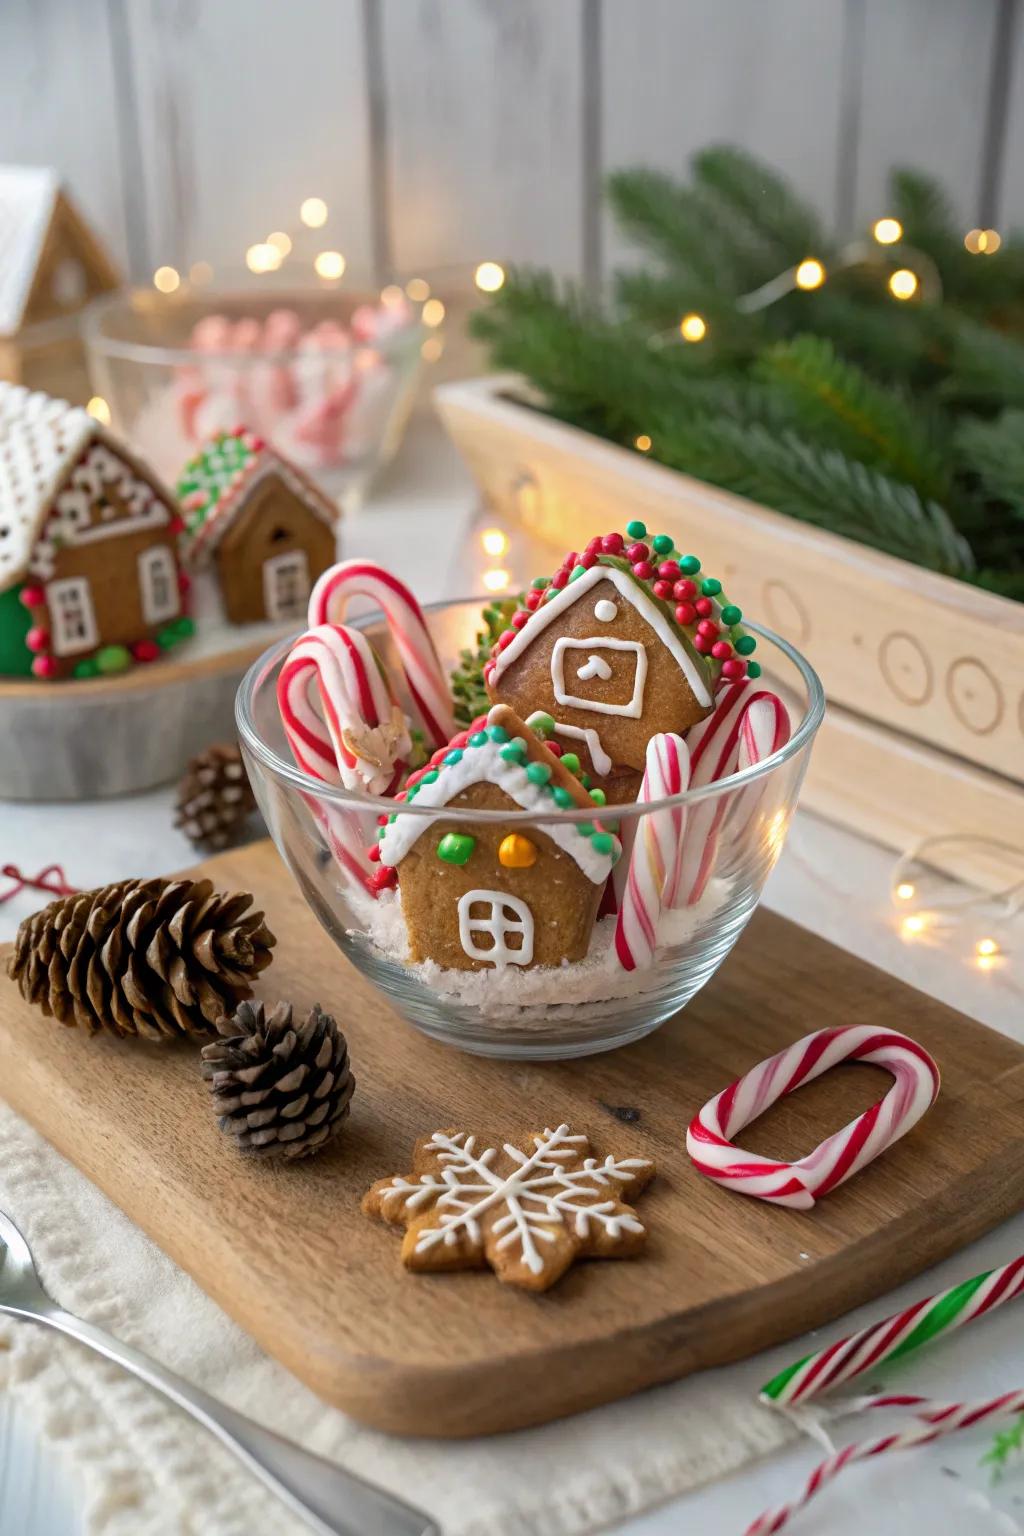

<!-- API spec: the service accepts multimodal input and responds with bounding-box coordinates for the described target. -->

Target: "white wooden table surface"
[3,413,1023,1536]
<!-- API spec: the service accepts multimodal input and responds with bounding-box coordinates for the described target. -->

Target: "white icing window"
[594,599,617,622]
[457,890,534,968]
[48,577,98,656]
[263,550,310,621]
[551,636,648,718]
[137,546,180,624]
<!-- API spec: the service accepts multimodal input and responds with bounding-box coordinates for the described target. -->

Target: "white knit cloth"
[0,1105,793,1536]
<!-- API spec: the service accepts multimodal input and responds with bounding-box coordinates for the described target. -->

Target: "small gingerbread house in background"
[0,168,121,401]
[0,383,189,680]
[177,429,340,625]
[377,704,620,972]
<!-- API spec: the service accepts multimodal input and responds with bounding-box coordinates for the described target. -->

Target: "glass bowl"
[83,283,432,504]
[237,599,824,1059]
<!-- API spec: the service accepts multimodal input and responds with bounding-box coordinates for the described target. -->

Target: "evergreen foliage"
[471,147,1024,598]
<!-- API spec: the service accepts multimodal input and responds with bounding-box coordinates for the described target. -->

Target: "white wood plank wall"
[2,0,1022,286]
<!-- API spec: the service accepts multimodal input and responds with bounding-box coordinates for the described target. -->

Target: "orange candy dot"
[499,833,537,868]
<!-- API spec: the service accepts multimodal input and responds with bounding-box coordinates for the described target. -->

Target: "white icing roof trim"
[185,453,339,566]
[0,167,59,337]
[491,564,712,708]
[378,741,615,884]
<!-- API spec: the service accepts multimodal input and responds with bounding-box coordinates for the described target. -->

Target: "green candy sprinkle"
[444,748,464,764]
[735,634,757,655]
[591,832,615,856]
[526,761,552,785]
[500,738,528,763]
[581,773,592,788]
[420,769,439,783]
[388,813,397,823]
[625,519,647,539]
[721,604,742,625]
[746,660,762,678]
[73,658,99,679]
[701,577,722,597]
[610,844,621,864]
[569,563,587,582]
[576,821,595,837]
[552,785,574,807]
[469,731,488,746]
[559,752,581,774]
[96,644,131,675]
[488,725,509,743]
[437,832,476,865]
[529,712,555,737]
[543,586,559,601]
[679,554,701,575]
[589,787,607,805]
[531,575,548,590]
[651,533,674,555]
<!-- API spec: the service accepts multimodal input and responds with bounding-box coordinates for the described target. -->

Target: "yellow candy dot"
[499,833,537,869]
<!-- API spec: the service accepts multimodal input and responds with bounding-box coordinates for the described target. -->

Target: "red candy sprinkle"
[368,867,396,892]
[672,578,697,602]
[652,580,673,600]
[551,569,569,590]
[675,601,697,626]
[626,542,649,563]
[430,747,447,764]
[511,609,531,629]
[697,619,719,638]
[602,532,624,553]
[693,633,712,654]
[695,597,714,618]
[25,626,49,653]
[658,560,680,580]
[524,589,542,610]
[177,570,191,594]
[31,656,58,679]
[711,641,733,659]
[721,659,746,679]
[586,535,603,553]
[497,630,516,649]
[632,560,656,580]
[132,640,161,663]
[579,550,597,568]
[546,742,563,757]
[377,814,389,826]
[18,584,45,609]
[366,842,381,863]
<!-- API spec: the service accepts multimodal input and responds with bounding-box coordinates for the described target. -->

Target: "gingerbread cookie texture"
[485,523,759,790]
[375,704,620,971]
[363,1123,655,1291]
[177,428,339,625]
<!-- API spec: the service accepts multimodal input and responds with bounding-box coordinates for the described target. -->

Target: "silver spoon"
[0,1209,438,1536]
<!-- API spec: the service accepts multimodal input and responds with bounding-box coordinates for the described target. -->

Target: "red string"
[0,863,79,906]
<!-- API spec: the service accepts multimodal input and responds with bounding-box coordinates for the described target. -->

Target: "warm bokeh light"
[267,231,292,257]
[405,277,431,301]
[873,217,903,245]
[481,527,509,558]
[634,433,652,452]
[965,228,1002,255]
[896,882,916,901]
[901,914,927,939]
[188,260,213,285]
[313,250,346,280]
[474,261,506,293]
[421,298,445,327]
[795,258,826,291]
[680,312,707,342]
[245,243,282,274]
[153,265,180,294]
[888,268,918,300]
[300,197,328,228]
[976,937,1000,958]
[380,283,405,307]
[86,396,111,425]
[765,809,788,856]
[482,568,511,593]
[421,336,444,362]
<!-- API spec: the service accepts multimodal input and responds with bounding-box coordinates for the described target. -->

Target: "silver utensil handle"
[32,1303,438,1536]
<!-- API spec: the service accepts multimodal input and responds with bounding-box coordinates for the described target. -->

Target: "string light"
[246,242,282,274]
[482,567,511,592]
[976,937,1000,958]
[481,528,509,558]
[891,834,1021,969]
[313,250,346,280]
[474,261,506,293]
[188,260,213,285]
[965,228,1002,255]
[901,914,928,939]
[86,396,111,425]
[153,266,180,294]
[421,336,444,362]
[896,882,916,901]
[300,197,328,228]
[634,433,652,452]
[873,217,903,245]
[795,258,826,291]
[421,298,446,327]
[888,268,919,301]
[406,277,431,301]
[266,231,292,257]
[380,284,405,307]
[680,312,708,342]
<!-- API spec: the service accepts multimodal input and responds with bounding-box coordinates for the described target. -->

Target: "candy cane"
[614,734,690,970]
[745,1389,1024,1536]
[308,560,455,747]
[674,681,751,905]
[686,1025,940,1209]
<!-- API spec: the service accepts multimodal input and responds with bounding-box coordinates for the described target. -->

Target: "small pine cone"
[7,878,276,1041]
[175,743,258,853]
[201,1000,355,1160]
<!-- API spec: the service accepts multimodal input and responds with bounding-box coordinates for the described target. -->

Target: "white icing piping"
[457,890,534,968]
[528,715,614,777]
[491,563,712,706]
[552,635,647,716]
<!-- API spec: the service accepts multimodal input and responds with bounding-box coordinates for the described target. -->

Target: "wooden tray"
[3,839,1023,1438]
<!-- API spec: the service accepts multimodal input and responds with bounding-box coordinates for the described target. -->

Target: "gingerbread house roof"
[486,525,759,693]
[0,168,60,337]
[0,383,174,592]
[177,428,339,567]
[378,706,621,884]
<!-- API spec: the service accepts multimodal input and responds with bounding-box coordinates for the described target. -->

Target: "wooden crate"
[436,375,1024,891]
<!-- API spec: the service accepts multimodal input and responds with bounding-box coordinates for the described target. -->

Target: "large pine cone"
[175,743,258,853]
[7,878,276,1041]
[201,1000,355,1160]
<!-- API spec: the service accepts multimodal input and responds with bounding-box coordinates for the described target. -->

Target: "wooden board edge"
[0,635,279,701]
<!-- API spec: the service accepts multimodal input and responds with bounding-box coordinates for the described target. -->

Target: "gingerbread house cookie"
[177,428,339,625]
[374,704,620,971]
[485,522,759,803]
[0,383,189,680]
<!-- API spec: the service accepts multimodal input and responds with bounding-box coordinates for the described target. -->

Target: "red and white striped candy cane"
[674,681,751,905]
[687,1025,940,1209]
[308,560,455,748]
[745,1389,1024,1535]
[731,690,793,843]
[614,733,690,970]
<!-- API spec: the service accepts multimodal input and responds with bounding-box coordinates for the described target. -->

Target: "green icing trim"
[175,430,259,534]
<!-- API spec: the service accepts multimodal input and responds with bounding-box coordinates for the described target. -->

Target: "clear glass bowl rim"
[236,602,826,826]
[82,289,425,369]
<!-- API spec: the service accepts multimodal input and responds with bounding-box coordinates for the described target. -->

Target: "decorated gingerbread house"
[486,522,759,802]
[0,384,189,680]
[177,429,339,625]
[375,705,620,971]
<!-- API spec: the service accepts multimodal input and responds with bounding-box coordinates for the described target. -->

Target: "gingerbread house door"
[262,549,310,621]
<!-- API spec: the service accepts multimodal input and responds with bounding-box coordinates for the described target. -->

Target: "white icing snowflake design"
[365,1123,655,1290]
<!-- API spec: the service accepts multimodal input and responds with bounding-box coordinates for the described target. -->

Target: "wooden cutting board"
[3,839,1023,1438]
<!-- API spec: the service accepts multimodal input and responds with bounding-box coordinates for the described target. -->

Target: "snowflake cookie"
[362,1122,655,1292]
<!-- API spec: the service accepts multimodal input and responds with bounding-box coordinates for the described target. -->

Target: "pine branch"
[692,144,828,267]
[755,335,951,501]
[605,169,751,294]
[941,317,1024,410]
[645,413,974,576]
[798,290,939,383]
[955,411,1024,518]
[982,1414,1024,1479]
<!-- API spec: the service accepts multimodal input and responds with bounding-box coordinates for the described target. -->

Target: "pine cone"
[175,743,258,853]
[450,595,521,725]
[201,1000,355,1159]
[7,879,276,1041]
